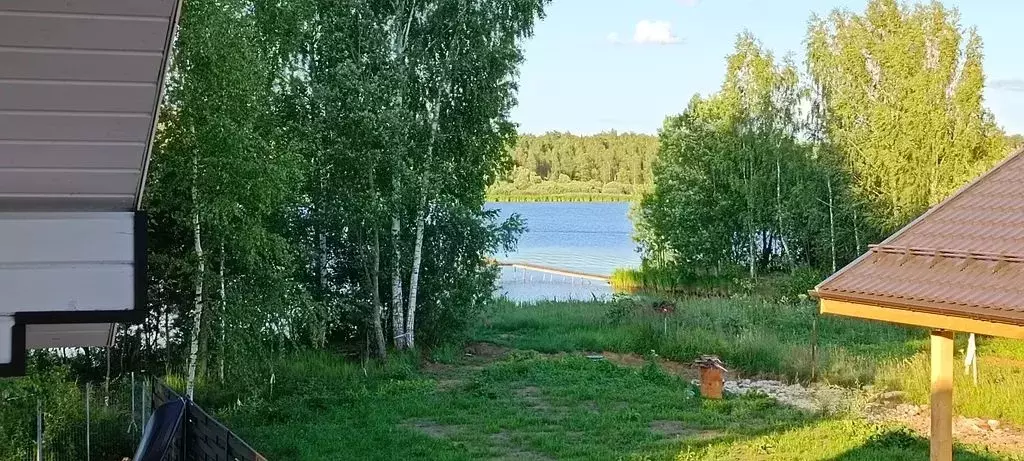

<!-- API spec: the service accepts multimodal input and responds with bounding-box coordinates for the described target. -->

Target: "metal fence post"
[141,377,149,435]
[86,384,91,461]
[35,399,42,461]
[131,372,138,435]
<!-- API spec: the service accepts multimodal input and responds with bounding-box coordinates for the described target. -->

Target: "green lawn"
[201,298,1024,460]
[213,349,1014,460]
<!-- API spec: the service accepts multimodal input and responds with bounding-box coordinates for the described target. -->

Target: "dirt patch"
[487,431,556,461]
[649,420,724,441]
[601,351,699,381]
[422,361,454,375]
[465,342,511,361]
[435,379,463,391]
[490,450,556,461]
[402,419,461,439]
[515,385,553,411]
[865,403,1024,455]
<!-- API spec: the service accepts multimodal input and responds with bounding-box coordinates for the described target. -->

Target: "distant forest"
[488,132,658,201]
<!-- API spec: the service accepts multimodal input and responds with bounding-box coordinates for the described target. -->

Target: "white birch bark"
[775,156,792,269]
[218,242,226,382]
[371,226,388,357]
[391,215,405,348]
[405,198,426,348]
[186,196,205,399]
[388,6,414,351]
[826,175,837,273]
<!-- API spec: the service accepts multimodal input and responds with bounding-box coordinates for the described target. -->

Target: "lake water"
[487,202,641,302]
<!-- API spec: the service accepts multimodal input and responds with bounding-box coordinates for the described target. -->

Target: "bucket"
[698,366,724,399]
[692,355,727,400]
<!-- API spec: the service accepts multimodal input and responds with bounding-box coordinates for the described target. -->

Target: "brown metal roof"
[815,147,1024,325]
[0,0,180,212]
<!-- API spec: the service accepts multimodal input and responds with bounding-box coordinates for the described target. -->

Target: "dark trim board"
[0,323,26,376]
[135,210,148,320]
[0,211,147,377]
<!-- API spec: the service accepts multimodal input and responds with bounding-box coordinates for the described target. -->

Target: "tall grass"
[610,266,828,302]
[609,267,738,296]
[478,298,1024,426]
[476,297,923,386]
[487,192,637,202]
[876,337,1024,424]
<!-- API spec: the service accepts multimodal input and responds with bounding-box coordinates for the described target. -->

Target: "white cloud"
[632,20,682,45]
[606,32,622,44]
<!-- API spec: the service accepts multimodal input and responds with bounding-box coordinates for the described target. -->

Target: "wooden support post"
[930,329,954,461]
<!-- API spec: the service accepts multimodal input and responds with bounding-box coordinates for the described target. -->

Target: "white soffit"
[26,323,115,349]
[0,0,180,212]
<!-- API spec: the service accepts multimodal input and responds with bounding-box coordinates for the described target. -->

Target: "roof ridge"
[868,245,1024,262]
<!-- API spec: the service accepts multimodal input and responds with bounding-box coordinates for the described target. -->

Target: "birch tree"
[807,0,1008,232]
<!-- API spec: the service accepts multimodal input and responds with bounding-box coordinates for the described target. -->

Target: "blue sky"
[511,0,1024,135]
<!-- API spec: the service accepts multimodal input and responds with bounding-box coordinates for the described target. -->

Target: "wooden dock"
[494,260,610,283]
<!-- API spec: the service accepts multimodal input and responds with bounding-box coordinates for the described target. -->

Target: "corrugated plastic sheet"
[816,149,1024,324]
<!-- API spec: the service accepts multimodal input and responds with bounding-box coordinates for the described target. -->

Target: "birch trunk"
[371,226,388,357]
[391,215,405,348]
[164,308,170,376]
[405,197,426,349]
[826,176,837,273]
[747,169,756,279]
[186,201,205,399]
[853,205,861,254]
[218,242,226,382]
[387,10,412,351]
[405,94,441,350]
[775,156,792,270]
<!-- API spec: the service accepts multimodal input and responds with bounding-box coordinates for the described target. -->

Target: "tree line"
[46,0,549,398]
[489,132,658,200]
[637,0,1015,282]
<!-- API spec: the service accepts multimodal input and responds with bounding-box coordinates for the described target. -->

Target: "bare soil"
[649,420,725,441]
[402,419,462,439]
[865,401,1024,455]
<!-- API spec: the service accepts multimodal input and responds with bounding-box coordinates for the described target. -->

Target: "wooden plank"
[931,330,954,461]
[0,15,168,51]
[0,113,152,142]
[0,82,156,113]
[0,195,135,212]
[0,213,133,264]
[819,298,1024,339]
[0,50,162,82]
[0,141,145,169]
[0,265,134,313]
[0,170,140,195]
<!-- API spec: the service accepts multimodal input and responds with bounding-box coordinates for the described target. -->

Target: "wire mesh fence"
[8,374,152,461]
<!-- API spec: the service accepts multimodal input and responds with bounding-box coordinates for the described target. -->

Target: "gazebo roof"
[814,147,1024,328]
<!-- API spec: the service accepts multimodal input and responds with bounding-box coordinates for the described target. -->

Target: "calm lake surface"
[487,202,641,302]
